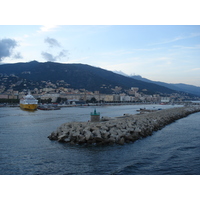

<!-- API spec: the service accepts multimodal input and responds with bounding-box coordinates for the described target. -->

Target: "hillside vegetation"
[0,61,179,95]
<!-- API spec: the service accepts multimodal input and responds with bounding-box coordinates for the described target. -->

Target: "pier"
[48,106,200,145]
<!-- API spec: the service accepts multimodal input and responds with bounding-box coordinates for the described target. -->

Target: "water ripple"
[0,106,200,175]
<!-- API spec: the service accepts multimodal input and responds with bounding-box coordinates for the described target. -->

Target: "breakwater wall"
[48,106,200,145]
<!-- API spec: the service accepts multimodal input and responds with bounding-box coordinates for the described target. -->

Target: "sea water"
[0,105,199,175]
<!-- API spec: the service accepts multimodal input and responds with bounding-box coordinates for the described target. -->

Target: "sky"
[0,25,200,86]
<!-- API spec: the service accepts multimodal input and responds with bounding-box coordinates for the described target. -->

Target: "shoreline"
[49,106,200,145]
[1,100,200,109]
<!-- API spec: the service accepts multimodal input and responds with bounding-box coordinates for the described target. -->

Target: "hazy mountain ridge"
[130,75,200,97]
[0,61,192,95]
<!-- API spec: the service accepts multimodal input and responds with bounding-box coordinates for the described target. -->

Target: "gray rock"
[85,131,92,140]
[117,137,125,145]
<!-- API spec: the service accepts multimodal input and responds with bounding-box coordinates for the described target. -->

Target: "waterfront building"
[161,97,171,103]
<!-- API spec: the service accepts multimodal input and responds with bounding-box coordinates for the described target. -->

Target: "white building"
[41,93,60,102]
[161,97,170,103]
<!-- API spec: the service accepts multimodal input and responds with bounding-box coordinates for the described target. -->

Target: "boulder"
[57,134,68,142]
[78,135,86,144]
[134,127,141,133]
[117,137,125,145]
[101,116,111,121]
[85,131,92,140]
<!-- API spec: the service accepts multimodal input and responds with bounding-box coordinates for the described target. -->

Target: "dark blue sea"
[0,105,200,175]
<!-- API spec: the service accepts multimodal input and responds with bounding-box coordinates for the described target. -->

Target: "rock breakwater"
[48,106,200,145]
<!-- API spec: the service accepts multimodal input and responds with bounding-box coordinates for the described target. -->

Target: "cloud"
[42,37,68,61]
[13,52,23,59]
[41,50,68,62]
[0,38,18,61]
[190,68,200,71]
[57,50,68,59]
[41,52,56,62]
[44,37,60,48]
[38,25,58,33]
[173,44,200,50]
[149,32,200,46]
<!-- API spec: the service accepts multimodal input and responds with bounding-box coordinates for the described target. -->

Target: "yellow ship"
[20,92,38,111]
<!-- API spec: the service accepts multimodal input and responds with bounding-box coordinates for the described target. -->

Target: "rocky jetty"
[48,106,200,145]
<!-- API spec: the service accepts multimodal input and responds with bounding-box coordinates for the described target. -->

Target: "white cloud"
[38,25,58,33]
[190,68,200,71]
[173,44,200,50]
[149,32,200,46]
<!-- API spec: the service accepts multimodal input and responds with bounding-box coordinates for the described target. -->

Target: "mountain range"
[113,71,200,97]
[0,61,199,97]
[129,75,200,97]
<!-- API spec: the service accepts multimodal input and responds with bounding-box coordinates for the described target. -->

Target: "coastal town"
[0,73,199,106]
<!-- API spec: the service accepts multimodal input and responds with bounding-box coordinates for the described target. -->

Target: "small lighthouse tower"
[90,109,100,122]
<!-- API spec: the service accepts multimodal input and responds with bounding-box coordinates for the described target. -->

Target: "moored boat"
[20,92,38,110]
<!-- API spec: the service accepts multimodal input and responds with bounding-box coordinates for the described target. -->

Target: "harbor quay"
[48,106,200,145]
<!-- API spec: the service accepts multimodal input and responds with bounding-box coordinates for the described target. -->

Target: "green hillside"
[0,61,177,95]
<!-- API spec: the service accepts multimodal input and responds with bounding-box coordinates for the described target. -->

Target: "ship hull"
[20,104,38,110]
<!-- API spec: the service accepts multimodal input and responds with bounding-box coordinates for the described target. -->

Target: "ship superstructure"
[20,92,38,110]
